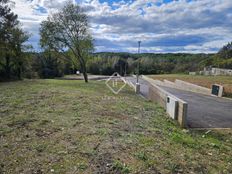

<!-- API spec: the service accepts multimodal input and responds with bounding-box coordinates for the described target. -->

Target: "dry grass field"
[149,74,232,97]
[0,79,232,173]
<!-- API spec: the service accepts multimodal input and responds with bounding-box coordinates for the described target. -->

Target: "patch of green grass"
[76,162,88,171]
[135,151,148,161]
[0,126,13,136]
[165,162,183,173]
[97,128,109,136]
[112,160,131,174]
[171,132,198,148]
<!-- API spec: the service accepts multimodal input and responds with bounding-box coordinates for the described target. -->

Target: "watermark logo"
[105,72,127,94]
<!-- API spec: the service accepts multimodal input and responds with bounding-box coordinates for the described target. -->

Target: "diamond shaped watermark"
[105,72,127,94]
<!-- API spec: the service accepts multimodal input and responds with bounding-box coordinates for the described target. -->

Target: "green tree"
[0,0,30,80]
[40,2,93,82]
[217,42,232,60]
[34,51,64,78]
[213,42,232,69]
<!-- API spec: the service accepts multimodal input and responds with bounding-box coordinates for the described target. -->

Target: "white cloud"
[11,0,232,52]
[12,0,75,49]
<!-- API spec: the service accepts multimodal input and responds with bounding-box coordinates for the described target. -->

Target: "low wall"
[148,83,167,108]
[175,79,211,95]
[141,75,163,85]
[143,75,212,96]
[143,76,188,128]
[163,79,180,89]
[152,80,164,86]
[177,101,188,127]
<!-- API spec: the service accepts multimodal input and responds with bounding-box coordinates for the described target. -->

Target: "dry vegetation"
[0,79,232,173]
[149,74,232,97]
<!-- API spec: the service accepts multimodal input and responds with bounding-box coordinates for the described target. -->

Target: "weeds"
[112,160,131,174]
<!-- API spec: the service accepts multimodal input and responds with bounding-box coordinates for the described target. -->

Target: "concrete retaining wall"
[175,79,211,95]
[162,79,211,96]
[177,101,188,127]
[163,79,180,89]
[148,83,167,108]
[166,95,178,120]
[143,75,211,96]
[141,75,162,85]
[152,80,164,86]
[143,76,188,128]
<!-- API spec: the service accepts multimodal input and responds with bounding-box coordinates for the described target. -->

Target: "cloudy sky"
[12,0,232,53]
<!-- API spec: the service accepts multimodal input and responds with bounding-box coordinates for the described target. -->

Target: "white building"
[211,68,232,76]
[202,67,232,76]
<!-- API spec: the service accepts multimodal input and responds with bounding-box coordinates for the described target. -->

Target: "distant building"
[201,66,232,76]
[189,72,197,75]
[211,68,232,76]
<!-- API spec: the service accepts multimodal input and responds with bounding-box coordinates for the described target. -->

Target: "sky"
[12,0,232,53]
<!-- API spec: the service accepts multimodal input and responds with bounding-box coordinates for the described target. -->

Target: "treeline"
[87,44,232,75]
[203,42,232,69]
[2,48,232,81]
[5,52,213,80]
[27,51,75,79]
[31,43,231,77]
[87,53,214,75]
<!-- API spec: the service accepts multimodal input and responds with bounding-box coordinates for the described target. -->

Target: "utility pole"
[138,41,141,53]
[135,41,141,94]
[137,41,141,83]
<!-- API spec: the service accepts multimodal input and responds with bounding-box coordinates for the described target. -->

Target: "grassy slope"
[0,79,232,174]
[149,74,232,97]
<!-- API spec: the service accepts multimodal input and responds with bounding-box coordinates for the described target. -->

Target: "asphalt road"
[126,77,149,98]
[127,76,232,128]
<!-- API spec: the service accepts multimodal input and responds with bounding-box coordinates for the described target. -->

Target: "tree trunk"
[80,59,88,83]
[17,66,21,79]
[83,70,88,83]
[5,54,10,79]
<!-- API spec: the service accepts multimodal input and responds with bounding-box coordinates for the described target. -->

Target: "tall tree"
[0,0,30,80]
[40,2,93,82]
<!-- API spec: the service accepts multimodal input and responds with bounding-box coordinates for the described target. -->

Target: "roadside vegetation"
[1,80,232,173]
